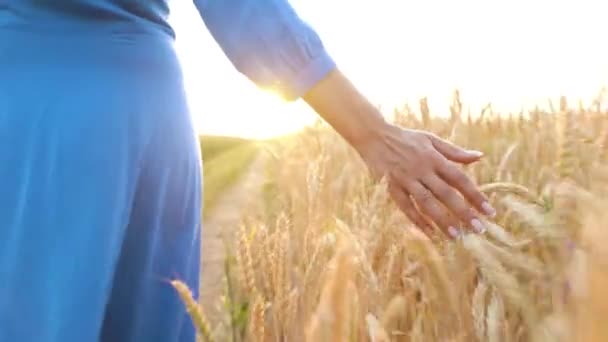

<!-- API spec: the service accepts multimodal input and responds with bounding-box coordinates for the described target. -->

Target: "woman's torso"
[0,0,192,163]
[0,0,174,35]
[0,0,184,83]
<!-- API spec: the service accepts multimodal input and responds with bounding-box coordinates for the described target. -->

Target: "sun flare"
[170,0,608,139]
[187,85,316,140]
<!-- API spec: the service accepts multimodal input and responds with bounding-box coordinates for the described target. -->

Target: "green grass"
[200,135,250,160]
[199,135,260,214]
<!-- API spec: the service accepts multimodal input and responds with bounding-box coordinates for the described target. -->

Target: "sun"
[185,82,318,140]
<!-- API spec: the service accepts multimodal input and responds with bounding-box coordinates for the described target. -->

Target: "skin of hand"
[303,69,496,239]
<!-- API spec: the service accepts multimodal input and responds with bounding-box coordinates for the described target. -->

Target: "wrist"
[346,101,391,150]
[303,68,391,150]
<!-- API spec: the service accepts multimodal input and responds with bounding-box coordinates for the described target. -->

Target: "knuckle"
[419,194,434,207]
[425,132,439,141]
[465,185,486,205]
[418,201,435,217]
[440,162,458,178]
[415,188,434,202]
[453,170,469,185]
[437,186,454,200]
[473,190,487,202]
[430,150,446,164]
[432,208,454,225]
[437,217,454,230]
[457,207,474,221]
[424,204,442,220]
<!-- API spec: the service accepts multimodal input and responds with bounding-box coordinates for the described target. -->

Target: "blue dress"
[0,1,335,341]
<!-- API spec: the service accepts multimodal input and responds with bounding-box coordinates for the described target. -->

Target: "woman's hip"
[0,28,202,340]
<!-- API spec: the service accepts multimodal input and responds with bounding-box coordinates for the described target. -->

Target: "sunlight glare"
[170,0,608,139]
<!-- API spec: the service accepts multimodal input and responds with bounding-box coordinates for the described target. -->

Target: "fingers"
[405,181,461,239]
[422,175,486,234]
[437,159,496,217]
[428,134,483,165]
[388,182,433,236]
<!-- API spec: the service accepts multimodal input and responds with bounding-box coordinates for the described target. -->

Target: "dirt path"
[198,154,266,326]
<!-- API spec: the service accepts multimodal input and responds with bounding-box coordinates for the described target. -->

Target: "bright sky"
[169,0,608,139]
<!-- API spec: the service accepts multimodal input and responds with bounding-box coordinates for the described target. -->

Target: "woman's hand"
[303,68,495,239]
[354,123,496,238]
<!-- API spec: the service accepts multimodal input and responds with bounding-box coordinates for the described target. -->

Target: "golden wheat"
[179,91,608,341]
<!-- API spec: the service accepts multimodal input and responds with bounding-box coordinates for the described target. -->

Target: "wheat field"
[175,91,608,342]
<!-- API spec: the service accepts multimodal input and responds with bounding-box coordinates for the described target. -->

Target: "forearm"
[302,68,389,149]
[197,1,385,147]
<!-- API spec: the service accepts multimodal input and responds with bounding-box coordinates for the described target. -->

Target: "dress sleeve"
[193,0,337,101]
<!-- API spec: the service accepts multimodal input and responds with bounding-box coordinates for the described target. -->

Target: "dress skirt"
[0,24,202,342]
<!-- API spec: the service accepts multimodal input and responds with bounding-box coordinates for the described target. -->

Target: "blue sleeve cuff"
[194,0,337,102]
[281,48,336,101]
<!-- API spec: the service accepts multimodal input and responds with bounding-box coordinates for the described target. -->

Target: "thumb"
[430,135,483,164]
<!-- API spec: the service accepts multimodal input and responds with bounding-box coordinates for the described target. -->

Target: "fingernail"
[471,219,486,234]
[467,150,484,158]
[481,201,496,217]
[448,226,461,239]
